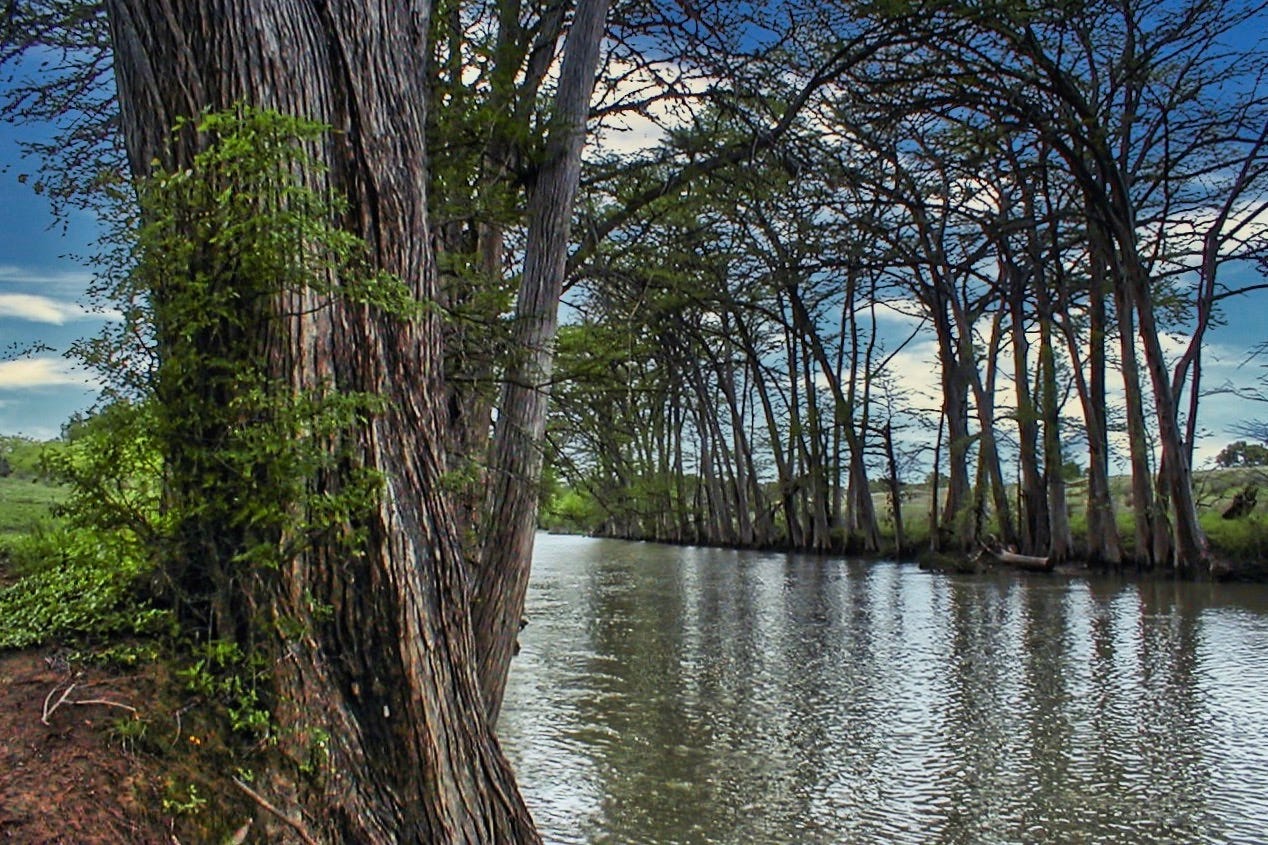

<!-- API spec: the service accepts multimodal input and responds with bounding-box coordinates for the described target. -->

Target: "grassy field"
[0,476,66,577]
[0,475,65,537]
[0,436,66,557]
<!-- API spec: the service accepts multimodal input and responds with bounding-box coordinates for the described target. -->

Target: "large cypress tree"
[104,2,539,840]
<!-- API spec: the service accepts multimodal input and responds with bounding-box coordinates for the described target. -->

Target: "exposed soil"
[0,650,170,844]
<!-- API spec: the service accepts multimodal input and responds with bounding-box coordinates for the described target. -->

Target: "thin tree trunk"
[1009,276,1047,555]
[783,285,879,551]
[1059,249,1122,567]
[737,323,800,547]
[1037,312,1073,562]
[1114,282,1159,567]
[882,420,905,557]
[930,409,944,552]
[474,0,610,722]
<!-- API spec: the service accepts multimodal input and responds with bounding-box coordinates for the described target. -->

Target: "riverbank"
[542,467,1268,580]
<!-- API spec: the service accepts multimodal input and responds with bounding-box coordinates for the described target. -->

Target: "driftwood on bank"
[979,546,1056,572]
[955,538,1056,573]
[918,536,1060,575]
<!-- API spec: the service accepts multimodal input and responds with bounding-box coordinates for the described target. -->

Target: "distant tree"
[0,435,47,478]
[1215,440,1268,468]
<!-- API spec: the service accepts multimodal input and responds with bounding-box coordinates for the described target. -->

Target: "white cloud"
[876,338,942,409]
[588,58,714,158]
[0,357,97,389]
[871,297,928,329]
[0,292,109,325]
[0,265,95,288]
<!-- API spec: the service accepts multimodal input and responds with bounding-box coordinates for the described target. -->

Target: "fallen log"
[985,547,1055,573]
[969,538,1055,573]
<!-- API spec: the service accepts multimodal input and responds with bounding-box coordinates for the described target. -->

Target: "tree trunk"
[800,341,831,550]
[783,285,878,551]
[1114,281,1160,567]
[882,420,905,557]
[106,2,539,841]
[473,0,610,722]
[930,409,944,552]
[1122,257,1211,574]
[1037,312,1073,563]
[1009,275,1047,556]
[736,321,800,546]
[954,302,1014,549]
[1060,248,1122,567]
[931,297,974,549]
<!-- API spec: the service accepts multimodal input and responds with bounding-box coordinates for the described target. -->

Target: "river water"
[499,533,1268,844]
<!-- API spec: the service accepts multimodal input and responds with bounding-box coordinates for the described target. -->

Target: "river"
[499,533,1268,844]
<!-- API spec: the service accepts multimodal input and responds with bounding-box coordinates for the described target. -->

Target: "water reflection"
[499,535,1268,844]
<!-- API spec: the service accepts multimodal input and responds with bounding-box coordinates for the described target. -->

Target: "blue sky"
[0,118,105,440]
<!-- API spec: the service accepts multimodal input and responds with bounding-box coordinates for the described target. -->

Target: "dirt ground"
[0,650,171,844]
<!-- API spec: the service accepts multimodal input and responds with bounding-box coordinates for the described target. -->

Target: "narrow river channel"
[499,533,1268,844]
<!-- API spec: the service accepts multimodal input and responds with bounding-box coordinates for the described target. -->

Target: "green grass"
[864,466,1268,564]
[0,475,66,547]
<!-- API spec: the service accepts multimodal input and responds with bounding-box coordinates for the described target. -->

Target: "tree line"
[546,0,1268,578]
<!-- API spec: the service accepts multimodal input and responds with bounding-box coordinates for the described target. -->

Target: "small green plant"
[108,713,150,755]
[77,639,164,668]
[162,781,208,816]
[178,639,273,741]
[298,727,331,778]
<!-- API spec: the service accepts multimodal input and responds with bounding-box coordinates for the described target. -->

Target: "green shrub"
[0,524,168,650]
[1203,511,1268,565]
[0,400,165,651]
[541,487,604,533]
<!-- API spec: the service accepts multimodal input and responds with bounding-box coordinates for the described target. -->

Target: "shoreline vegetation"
[6,434,1268,589]
[540,465,1268,580]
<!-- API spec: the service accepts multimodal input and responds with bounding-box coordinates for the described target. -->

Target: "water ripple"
[500,535,1268,844]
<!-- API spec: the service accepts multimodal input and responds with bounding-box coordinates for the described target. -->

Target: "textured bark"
[474,0,610,722]
[1114,282,1160,568]
[1063,244,1122,567]
[1010,287,1048,556]
[106,2,538,841]
[1037,313,1073,563]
